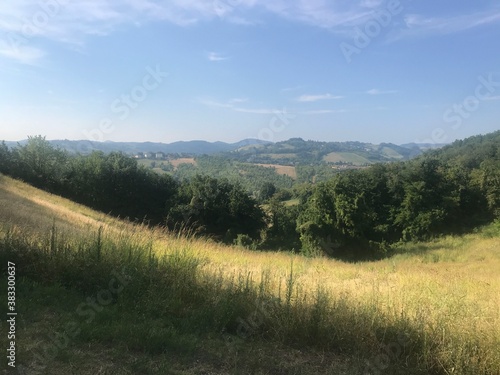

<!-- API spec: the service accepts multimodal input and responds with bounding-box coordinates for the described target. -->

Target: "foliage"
[297,131,500,259]
[0,137,266,242]
[167,175,266,242]
[1,130,500,257]
[261,198,301,251]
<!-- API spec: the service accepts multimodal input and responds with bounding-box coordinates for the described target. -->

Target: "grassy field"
[323,152,372,166]
[138,158,197,171]
[254,164,297,179]
[169,158,197,169]
[1,174,499,374]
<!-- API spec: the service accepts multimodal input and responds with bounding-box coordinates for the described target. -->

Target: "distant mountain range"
[3,138,272,155]
[3,138,448,164]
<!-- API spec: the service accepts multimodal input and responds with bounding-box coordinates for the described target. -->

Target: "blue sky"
[1,0,499,144]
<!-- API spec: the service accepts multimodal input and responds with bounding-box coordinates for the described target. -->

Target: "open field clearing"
[169,157,197,169]
[254,164,297,179]
[1,174,499,374]
[323,152,372,165]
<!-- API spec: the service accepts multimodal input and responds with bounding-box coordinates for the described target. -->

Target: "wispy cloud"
[200,98,281,115]
[296,93,343,102]
[366,89,398,95]
[281,85,304,93]
[1,1,499,65]
[228,98,248,104]
[207,51,229,62]
[0,42,44,64]
[360,0,384,9]
[484,95,500,101]
[391,10,500,40]
[300,109,346,115]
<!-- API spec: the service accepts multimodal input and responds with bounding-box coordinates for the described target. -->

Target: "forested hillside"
[1,131,499,259]
[298,130,500,258]
[223,137,422,165]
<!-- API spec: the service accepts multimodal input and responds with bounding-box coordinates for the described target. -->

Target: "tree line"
[0,136,265,243]
[297,131,500,258]
[1,132,499,259]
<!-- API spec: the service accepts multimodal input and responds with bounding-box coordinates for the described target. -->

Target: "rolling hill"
[1,174,499,374]
[4,137,442,164]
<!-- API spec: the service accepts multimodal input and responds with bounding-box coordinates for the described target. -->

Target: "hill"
[4,137,438,163]
[224,138,427,165]
[1,174,499,374]
[4,138,272,156]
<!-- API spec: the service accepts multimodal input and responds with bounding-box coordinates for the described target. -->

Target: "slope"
[1,174,499,375]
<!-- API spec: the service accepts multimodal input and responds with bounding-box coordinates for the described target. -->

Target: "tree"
[167,175,266,242]
[477,160,500,218]
[261,198,301,251]
[13,136,68,190]
[0,141,11,174]
[259,182,277,202]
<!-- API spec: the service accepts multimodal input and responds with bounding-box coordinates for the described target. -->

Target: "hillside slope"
[1,174,499,374]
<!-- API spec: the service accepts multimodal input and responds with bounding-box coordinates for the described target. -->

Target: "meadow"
[1,173,499,374]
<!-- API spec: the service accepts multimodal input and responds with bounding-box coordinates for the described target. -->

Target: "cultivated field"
[254,163,297,179]
[323,152,372,165]
[1,174,499,374]
[169,157,197,169]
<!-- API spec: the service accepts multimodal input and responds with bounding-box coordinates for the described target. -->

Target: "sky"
[1,0,499,145]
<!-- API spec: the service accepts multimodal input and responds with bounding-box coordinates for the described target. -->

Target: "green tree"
[393,158,458,240]
[0,141,11,174]
[168,175,265,241]
[477,159,500,218]
[259,182,277,202]
[261,198,301,251]
[13,136,68,190]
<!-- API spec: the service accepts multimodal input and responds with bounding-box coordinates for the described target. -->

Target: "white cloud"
[296,93,343,102]
[1,0,499,65]
[281,85,304,93]
[484,95,500,101]
[200,98,279,114]
[300,109,346,115]
[228,98,248,104]
[207,52,229,62]
[360,0,384,9]
[366,89,398,95]
[394,10,500,39]
[0,42,45,64]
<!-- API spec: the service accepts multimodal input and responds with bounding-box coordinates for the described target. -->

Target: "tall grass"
[1,174,499,374]
[1,222,499,374]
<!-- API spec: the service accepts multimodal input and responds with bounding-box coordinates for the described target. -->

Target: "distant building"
[134,152,144,159]
[155,152,166,159]
[144,152,154,159]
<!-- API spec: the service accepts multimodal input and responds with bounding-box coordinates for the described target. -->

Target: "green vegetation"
[0,137,266,244]
[298,131,500,259]
[0,174,499,374]
[173,155,295,193]
[228,138,419,165]
[1,131,500,260]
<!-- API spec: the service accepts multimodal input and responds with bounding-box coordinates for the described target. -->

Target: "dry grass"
[1,173,500,374]
[254,164,297,179]
[169,157,197,169]
[322,152,372,165]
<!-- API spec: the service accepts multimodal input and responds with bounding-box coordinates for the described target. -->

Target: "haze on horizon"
[1,1,499,145]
